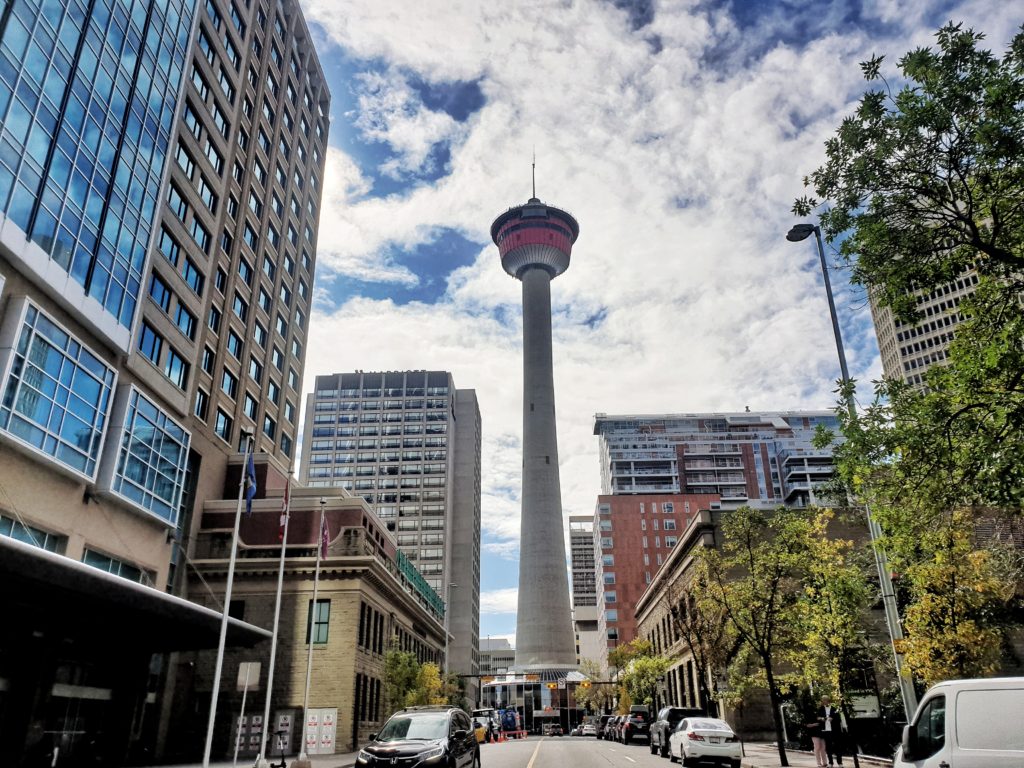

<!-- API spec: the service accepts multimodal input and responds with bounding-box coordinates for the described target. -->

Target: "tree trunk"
[764,659,789,767]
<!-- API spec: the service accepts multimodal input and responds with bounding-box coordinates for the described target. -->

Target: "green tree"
[794,22,1024,322]
[794,508,876,765]
[620,655,672,711]
[795,509,872,696]
[700,506,813,767]
[899,511,1017,686]
[384,644,420,717]
[405,662,446,706]
[794,22,1024,513]
[795,21,1024,689]
[574,658,615,714]
[663,558,740,715]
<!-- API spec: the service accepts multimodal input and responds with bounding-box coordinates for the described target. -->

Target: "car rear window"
[956,689,1024,751]
[688,719,731,731]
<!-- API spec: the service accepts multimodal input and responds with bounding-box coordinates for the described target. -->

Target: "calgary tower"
[491,173,579,670]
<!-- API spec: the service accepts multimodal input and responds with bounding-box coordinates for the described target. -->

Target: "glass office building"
[0,0,330,761]
[0,0,194,338]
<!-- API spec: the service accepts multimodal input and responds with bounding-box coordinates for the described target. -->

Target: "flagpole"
[203,432,254,767]
[256,472,291,767]
[298,497,327,761]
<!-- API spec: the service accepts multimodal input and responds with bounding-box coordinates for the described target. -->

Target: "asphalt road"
[480,736,671,768]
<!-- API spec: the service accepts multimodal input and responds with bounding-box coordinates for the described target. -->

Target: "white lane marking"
[623,757,636,763]
[525,737,544,768]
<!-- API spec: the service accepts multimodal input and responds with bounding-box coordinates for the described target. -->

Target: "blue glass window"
[138,322,163,364]
[111,388,190,524]
[226,330,243,359]
[164,348,189,389]
[0,512,64,553]
[0,303,116,478]
[0,0,196,336]
[82,548,147,583]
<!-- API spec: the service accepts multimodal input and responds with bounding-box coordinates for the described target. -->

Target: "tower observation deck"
[491,195,580,671]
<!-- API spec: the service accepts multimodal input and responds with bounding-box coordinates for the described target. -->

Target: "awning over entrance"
[0,536,270,650]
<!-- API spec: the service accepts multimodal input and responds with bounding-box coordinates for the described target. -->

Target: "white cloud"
[480,588,519,614]
[298,0,1015,629]
[350,69,466,179]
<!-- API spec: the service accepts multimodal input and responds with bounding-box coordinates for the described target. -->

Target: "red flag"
[320,512,330,558]
[278,481,290,541]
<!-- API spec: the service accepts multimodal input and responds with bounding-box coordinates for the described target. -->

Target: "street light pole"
[444,583,458,676]
[787,223,918,722]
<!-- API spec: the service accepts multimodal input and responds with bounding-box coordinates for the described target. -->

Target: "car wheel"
[669,747,678,764]
[681,757,696,767]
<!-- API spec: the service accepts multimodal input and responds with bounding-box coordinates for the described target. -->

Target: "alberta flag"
[245,452,257,516]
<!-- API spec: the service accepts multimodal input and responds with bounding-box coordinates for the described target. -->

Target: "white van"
[894,677,1024,767]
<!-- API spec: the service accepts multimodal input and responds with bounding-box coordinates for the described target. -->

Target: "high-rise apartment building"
[301,370,481,700]
[595,411,839,506]
[569,514,604,665]
[591,411,840,648]
[869,270,979,387]
[0,0,329,761]
[479,637,516,676]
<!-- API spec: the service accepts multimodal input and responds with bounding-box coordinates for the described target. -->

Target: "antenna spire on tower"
[532,147,536,200]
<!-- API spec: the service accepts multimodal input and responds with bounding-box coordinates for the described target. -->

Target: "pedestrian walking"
[817,695,844,767]
[805,708,826,767]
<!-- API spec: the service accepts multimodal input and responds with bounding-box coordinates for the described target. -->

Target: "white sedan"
[668,717,742,767]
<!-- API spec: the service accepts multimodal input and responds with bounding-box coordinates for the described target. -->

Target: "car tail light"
[686,732,705,741]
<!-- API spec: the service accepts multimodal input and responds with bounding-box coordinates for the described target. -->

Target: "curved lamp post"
[787,223,918,723]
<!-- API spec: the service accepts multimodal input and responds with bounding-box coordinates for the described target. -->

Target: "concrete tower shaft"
[491,196,579,671]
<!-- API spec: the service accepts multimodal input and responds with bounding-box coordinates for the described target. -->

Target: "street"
[480,737,667,768]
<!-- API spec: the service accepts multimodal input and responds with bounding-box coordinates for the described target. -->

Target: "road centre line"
[525,738,544,768]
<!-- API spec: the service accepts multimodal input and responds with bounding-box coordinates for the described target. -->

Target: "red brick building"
[594,493,720,651]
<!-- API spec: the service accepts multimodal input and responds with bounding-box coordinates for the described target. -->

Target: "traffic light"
[546,682,558,690]
[579,681,591,688]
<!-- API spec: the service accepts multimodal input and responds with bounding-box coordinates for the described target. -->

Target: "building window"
[603,573,615,584]
[665,536,678,548]
[281,433,292,457]
[307,598,330,643]
[263,414,275,439]
[175,304,197,340]
[0,513,63,553]
[138,322,163,365]
[111,388,190,524]
[605,591,617,604]
[149,274,172,312]
[82,549,146,583]
[663,519,677,531]
[202,346,216,374]
[232,293,248,321]
[248,357,263,384]
[227,330,243,359]
[195,389,210,421]
[606,609,618,622]
[244,393,258,420]
[164,348,190,390]
[208,306,222,333]
[602,554,614,566]
[214,409,233,442]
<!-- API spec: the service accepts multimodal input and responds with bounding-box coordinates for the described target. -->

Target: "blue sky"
[297,0,1018,644]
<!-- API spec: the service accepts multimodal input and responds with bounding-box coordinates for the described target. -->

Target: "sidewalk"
[741,743,893,768]
[159,753,359,768]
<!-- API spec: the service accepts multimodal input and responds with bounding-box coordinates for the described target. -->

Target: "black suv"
[620,707,651,745]
[650,706,704,757]
[356,706,480,768]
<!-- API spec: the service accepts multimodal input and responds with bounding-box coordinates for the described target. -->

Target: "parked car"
[582,721,598,736]
[543,722,564,737]
[668,717,741,767]
[471,708,500,743]
[357,706,480,768]
[894,677,1024,767]
[620,708,652,745]
[603,715,621,741]
[571,724,584,736]
[596,714,613,739]
[651,707,704,758]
